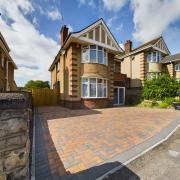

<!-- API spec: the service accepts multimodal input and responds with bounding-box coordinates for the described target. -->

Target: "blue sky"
[0,0,180,86]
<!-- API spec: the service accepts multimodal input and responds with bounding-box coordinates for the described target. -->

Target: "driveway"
[35,106,180,180]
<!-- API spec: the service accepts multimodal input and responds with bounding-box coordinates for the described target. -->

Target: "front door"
[113,87,125,105]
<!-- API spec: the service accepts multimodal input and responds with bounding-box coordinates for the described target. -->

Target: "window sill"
[81,97,108,99]
[81,62,108,66]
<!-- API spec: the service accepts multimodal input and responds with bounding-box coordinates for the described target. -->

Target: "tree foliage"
[25,80,50,90]
[143,74,180,100]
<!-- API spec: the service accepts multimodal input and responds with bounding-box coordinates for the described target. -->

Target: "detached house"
[0,32,17,92]
[49,18,131,108]
[120,37,180,100]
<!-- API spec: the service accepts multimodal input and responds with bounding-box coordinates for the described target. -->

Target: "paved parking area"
[35,106,180,179]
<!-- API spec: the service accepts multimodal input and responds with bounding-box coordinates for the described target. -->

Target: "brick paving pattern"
[35,106,180,179]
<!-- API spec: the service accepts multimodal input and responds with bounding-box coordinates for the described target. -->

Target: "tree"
[143,73,180,100]
[25,80,50,90]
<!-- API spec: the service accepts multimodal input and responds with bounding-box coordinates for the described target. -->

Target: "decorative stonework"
[139,52,145,84]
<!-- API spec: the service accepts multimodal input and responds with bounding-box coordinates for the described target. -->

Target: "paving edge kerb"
[96,117,180,180]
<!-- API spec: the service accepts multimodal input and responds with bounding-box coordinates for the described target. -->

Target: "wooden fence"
[32,88,59,106]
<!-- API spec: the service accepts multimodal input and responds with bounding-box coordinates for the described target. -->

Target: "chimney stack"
[124,40,132,54]
[60,25,69,45]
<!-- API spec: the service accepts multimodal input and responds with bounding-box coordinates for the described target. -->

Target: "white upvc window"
[147,51,162,63]
[81,45,108,65]
[81,77,108,98]
[146,72,161,79]
[175,63,180,71]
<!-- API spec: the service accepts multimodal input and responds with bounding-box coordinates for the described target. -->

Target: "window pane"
[90,78,96,83]
[98,50,103,64]
[147,53,151,62]
[82,84,88,97]
[104,85,107,97]
[82,78,88,83]
[98,79,102,83]
[90,83,96,97]
[90,45,96,49]
[98,46,102,50]
[97,83,103,97]
[153,52,157,62]
[90,50,96,63]
[82,47,89,62]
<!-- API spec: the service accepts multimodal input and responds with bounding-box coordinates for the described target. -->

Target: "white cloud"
[32,16,38,26]
[78,0,95,8]
[107,15,118,27]
[102,0,127,12]
[131,0,180,42]
[47,7,62,21]
[0,0,60,86]
[67,24,73,32]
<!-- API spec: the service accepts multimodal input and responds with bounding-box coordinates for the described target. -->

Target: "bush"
[163,97,175,106]
[159,102,169,108]
[143,74,179,100]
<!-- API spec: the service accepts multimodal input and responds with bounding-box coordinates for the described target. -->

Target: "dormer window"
[147,51,162,63]
[175,63,180,71]
[81,45,108,65]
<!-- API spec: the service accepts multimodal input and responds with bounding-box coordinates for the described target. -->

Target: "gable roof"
[49,18,123,71]
[71,18,123,52]
[120,36,170,59]
[132,37,161,52]
[161,53,180,64]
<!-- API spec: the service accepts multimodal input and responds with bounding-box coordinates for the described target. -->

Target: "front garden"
[138,74,180,108]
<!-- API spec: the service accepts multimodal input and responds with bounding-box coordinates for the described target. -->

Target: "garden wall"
[0,92,32,180]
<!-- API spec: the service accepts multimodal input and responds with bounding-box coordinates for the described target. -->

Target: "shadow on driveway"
[38,106,101,121]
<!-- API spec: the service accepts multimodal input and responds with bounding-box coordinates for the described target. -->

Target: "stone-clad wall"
[0,92,32,180]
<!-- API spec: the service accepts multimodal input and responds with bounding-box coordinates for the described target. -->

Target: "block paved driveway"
[35,106,180,180]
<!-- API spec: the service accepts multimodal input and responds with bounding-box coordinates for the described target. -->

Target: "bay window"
[81,78,108,98]
[147,51,162,63]
[81,45,108,65]
[175,63,180,71]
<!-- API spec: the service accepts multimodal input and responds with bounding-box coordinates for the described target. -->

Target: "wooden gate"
[32,88,59,106]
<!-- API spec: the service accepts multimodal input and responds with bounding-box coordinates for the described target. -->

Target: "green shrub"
[163,97,175,106]
[143,73,179,101]
[159,102,169,108]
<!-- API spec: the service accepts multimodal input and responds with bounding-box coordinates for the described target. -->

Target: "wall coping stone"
[0,93,30,109]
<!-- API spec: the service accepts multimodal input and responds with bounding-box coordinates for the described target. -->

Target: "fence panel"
[32,88,59,106]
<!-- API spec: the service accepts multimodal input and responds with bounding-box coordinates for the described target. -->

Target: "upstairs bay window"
[147,51,162,63]
[175,63,180,71]
[82,77,107,98]
[81,45,107,65]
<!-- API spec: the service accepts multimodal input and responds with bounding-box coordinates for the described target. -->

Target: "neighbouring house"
[0,32,17,92]
[161,53,180,80]
[49,18,131,108]
[119,37,180,102]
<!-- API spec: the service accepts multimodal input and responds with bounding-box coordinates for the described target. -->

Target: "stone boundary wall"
[0,92,33,180]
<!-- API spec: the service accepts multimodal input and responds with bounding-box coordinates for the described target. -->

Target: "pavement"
[35,106,180,180]
[104,127,180,180]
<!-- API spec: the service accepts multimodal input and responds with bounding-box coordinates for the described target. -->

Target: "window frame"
[147,51,162,63]
[81,45,108,65]
[175,63,180,71]
[81,77,108,98]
